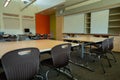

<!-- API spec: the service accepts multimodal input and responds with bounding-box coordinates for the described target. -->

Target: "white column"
[0,12,4,32]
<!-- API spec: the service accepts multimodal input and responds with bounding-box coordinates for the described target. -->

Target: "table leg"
[71,42,94,72]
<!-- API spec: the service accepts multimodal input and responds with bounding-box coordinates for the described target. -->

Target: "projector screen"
[63,13,85,33]
[91,10,109,34]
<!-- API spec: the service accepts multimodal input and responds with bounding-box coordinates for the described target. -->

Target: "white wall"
[34,0,65,11]
[22,18,35,34]
[0,0,66,34]
[0,0,39,34]
[0,14,35,34]
[64,13,85,33]
[0,0,40,16]
[0,13,1,32]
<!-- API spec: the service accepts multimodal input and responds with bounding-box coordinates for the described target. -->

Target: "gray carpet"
[0,51,120,80]
[41,51,120,80]
[69,51,120,80]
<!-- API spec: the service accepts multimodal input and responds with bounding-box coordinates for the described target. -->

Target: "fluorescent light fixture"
[4,0,11,7]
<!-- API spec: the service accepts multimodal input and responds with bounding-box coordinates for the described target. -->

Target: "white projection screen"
[64,13,85,33]
[90,10,109,34]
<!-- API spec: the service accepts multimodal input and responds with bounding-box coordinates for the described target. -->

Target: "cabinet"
[85,13,91,34]
[109,36,120,52]
[109,7,120,34]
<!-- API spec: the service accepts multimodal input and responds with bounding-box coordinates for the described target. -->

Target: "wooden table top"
[0,40,78,58]
[63,36,106,43]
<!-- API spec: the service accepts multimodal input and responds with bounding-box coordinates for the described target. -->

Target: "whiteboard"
[3,17,21,34]
[91,10,109,34]
[22,19,35,34]
[64,13,85,33]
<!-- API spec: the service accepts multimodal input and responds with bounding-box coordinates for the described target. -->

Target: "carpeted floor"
[40,50,120,80]
[69,51,120,80]
[0,50,120,80]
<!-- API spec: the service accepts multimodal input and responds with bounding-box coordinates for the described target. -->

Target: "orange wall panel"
[36,14,50,34]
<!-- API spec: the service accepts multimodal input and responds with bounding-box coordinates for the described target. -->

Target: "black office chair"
[3,34,11,41]
[0,47,44,80]
[18,35,28,41]
[41,43,74,80]
[107,37,117,62]
[0,35,4,42]
[90,39,111,73]
[0,35,3,39]
[31,34,41,40]
[5,35,17,41]
[43,34,48,39]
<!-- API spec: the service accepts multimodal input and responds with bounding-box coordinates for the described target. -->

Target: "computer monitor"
[24,28,30,33]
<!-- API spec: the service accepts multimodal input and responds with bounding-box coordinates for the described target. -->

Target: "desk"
[64,36,106,57]
[64,36,106,43]
[63,36,106,71]
[0,40,78,58]
[0,39,78,80]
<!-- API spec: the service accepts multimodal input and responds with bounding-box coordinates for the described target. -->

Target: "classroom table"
[63,36,107,71]
[64,36,106,43]
[0,39,78,58]
[64,36,106,58]
[0,39,78,80]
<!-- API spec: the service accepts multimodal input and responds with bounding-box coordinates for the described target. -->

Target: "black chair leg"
[56,68,61,76]
[98,56,106,73]
[105,54,112,67]
[110,52,117,62]
[45,70,50,80]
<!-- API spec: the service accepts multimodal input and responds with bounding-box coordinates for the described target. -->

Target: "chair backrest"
[1,47,40,80]
[43,34,48,39]
[30,34,41,40]
[36,34,41,39]
[108,37,114,50]
[0,35,3,40]
[18,35,27,41]
[31,34,41,40]
[101,39,109,52]
[8,35,17,41]
[51,43,71,68]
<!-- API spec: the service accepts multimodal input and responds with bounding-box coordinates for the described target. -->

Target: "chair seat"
[41,43,74,79]
[41,58,68,68]
[90,48,104,55]
[41,58,54,68]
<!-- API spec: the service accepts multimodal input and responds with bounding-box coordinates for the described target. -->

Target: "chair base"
[44,66,78,80]
[69,60,94,72]
[57,69,78,80]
